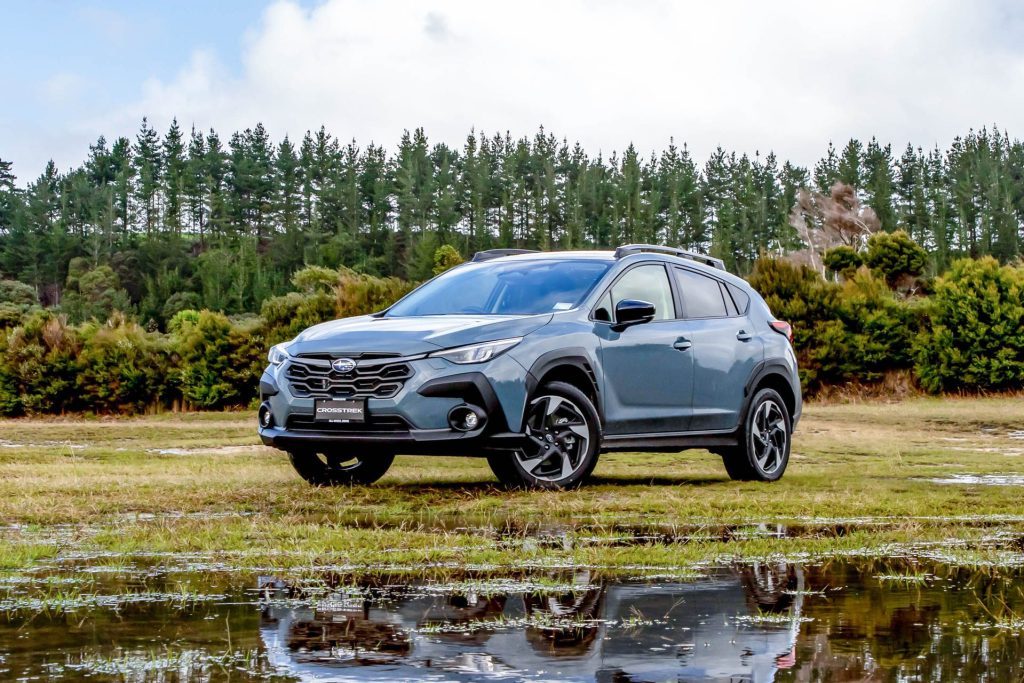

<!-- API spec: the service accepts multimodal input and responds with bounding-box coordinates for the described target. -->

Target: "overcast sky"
[3,0,1024,183]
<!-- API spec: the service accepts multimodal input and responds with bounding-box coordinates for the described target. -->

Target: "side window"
[674,268,727,318]
[593,291,613,322]
[609,265,674,321]
[725,282,750,315]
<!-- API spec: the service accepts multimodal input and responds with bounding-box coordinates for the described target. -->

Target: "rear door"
[671,267,763,432]
[594,263,695,435]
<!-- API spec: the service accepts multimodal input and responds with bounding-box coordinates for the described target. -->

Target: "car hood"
[286,314,553,357]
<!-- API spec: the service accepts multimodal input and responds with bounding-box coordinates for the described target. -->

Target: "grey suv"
[257,245,801,489]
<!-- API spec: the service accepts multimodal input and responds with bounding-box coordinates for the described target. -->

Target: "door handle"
[673,337,692,351]
[736,330,752,342]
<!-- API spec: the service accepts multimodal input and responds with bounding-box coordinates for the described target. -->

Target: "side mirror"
[613,299,656,330]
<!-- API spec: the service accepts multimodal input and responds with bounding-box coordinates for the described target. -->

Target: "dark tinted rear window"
[725,283,750,314]
[673,268,727,318]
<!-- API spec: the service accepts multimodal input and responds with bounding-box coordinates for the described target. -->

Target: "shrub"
[336,268,415,318]
[173,310,261,409]
[865,230,928,289]
[0,280,37,306]
[61,264,132,323]
[433,245,464,275]
[913,257,1024,393]
[75,315,171,413]
[835,268,917,379]
[161,291,202,323]
[0,312,80,415]
[823,246,862,278]
[260,291,336,345]
[291,265,338,293]
[748,259,916,391]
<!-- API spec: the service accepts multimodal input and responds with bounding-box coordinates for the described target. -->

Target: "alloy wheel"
[514,394,591,482]
[751,399,787,475]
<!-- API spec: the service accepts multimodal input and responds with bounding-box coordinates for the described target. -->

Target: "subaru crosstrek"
[257,245,801,489]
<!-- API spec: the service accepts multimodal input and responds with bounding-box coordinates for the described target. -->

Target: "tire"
[722,388,791,482]
[288,449,395,486]
[486,381,601,490]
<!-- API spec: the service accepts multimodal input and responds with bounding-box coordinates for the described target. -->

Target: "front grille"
[286,414,411,433]
[285,357,413,399]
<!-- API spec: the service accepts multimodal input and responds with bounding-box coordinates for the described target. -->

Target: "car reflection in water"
[260,564,804,682]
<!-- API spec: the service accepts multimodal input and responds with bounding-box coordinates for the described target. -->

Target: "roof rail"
[613,244,726,271]
[470,248,539,262]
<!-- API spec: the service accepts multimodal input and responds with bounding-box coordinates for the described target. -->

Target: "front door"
[595,263,695,435]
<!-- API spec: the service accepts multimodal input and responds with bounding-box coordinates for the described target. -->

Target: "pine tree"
[837,138,863,190]
[133,118,162,235]
[162,118,186,235]
[862,137,896,231]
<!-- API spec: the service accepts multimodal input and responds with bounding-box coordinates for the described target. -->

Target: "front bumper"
[257,354,529,455]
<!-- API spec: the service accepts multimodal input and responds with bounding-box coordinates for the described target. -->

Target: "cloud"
[39,72,87,105]
[20,0,1024,177]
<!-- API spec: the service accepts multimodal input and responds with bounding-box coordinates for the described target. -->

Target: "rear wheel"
[722,388,791,482]
[288,449,395,486]
[487,381,600,490]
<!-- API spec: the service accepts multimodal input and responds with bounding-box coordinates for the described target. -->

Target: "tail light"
[769,320,793,343]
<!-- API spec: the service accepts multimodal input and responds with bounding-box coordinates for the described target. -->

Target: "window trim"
[589,261,680,324]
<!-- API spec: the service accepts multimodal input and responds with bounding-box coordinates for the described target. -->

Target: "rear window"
[673,268,727,318]
[725,283,750,315]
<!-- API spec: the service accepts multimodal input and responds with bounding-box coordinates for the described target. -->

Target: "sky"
[3,0,1024,184]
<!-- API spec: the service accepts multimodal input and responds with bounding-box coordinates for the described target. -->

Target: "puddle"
[2,559,1024,680]
[146,445,267,455]
[925,474,1024,486]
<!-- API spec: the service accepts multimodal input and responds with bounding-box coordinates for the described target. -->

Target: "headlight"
[268,343,291,366]
[430,337,522,364]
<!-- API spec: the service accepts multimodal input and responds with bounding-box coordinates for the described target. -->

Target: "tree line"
[0,121,1022,326]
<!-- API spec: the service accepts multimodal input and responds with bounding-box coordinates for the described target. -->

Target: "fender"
[524,347,603,422]
[739,360,801,429]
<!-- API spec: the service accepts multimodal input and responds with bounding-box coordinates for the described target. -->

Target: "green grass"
[0,396,1022,577]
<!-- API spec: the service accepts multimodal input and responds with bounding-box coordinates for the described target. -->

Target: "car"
[257,244,801,489]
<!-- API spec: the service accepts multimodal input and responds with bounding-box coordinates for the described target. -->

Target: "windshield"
[387,259,612,317]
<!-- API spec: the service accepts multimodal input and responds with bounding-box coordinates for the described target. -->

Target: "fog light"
[447,405,486,432]
[258,403,274,428]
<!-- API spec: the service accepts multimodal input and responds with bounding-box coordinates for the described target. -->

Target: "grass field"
[0,396,1022,577]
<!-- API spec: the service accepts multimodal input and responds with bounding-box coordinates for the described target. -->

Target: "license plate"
[314,399,366,423]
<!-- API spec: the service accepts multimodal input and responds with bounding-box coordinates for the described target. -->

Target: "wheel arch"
[743,362,798,426]
[525,349,602,425]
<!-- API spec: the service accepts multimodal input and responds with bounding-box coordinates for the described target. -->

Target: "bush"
[865,230,928,288]
[173,310,263,409]
[291,265,338,293]
[260,291,336,345]
[336,268,415,318]
[748,259,915,391]
[433,245,464,275]
[913,257,1024,393]
[823,246,862,278]
[161,291,202,323]
[61,264,132,323]
[0,279,37,306]
[75,315,171,413]
[0,312,80,415]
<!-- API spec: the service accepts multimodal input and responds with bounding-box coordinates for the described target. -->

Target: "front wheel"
[487,381,601,490]
[722,388,791,482]
[288,450,395,486]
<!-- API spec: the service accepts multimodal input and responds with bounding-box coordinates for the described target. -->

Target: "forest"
[0,122,1022,415]
[1,121,1022,328]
